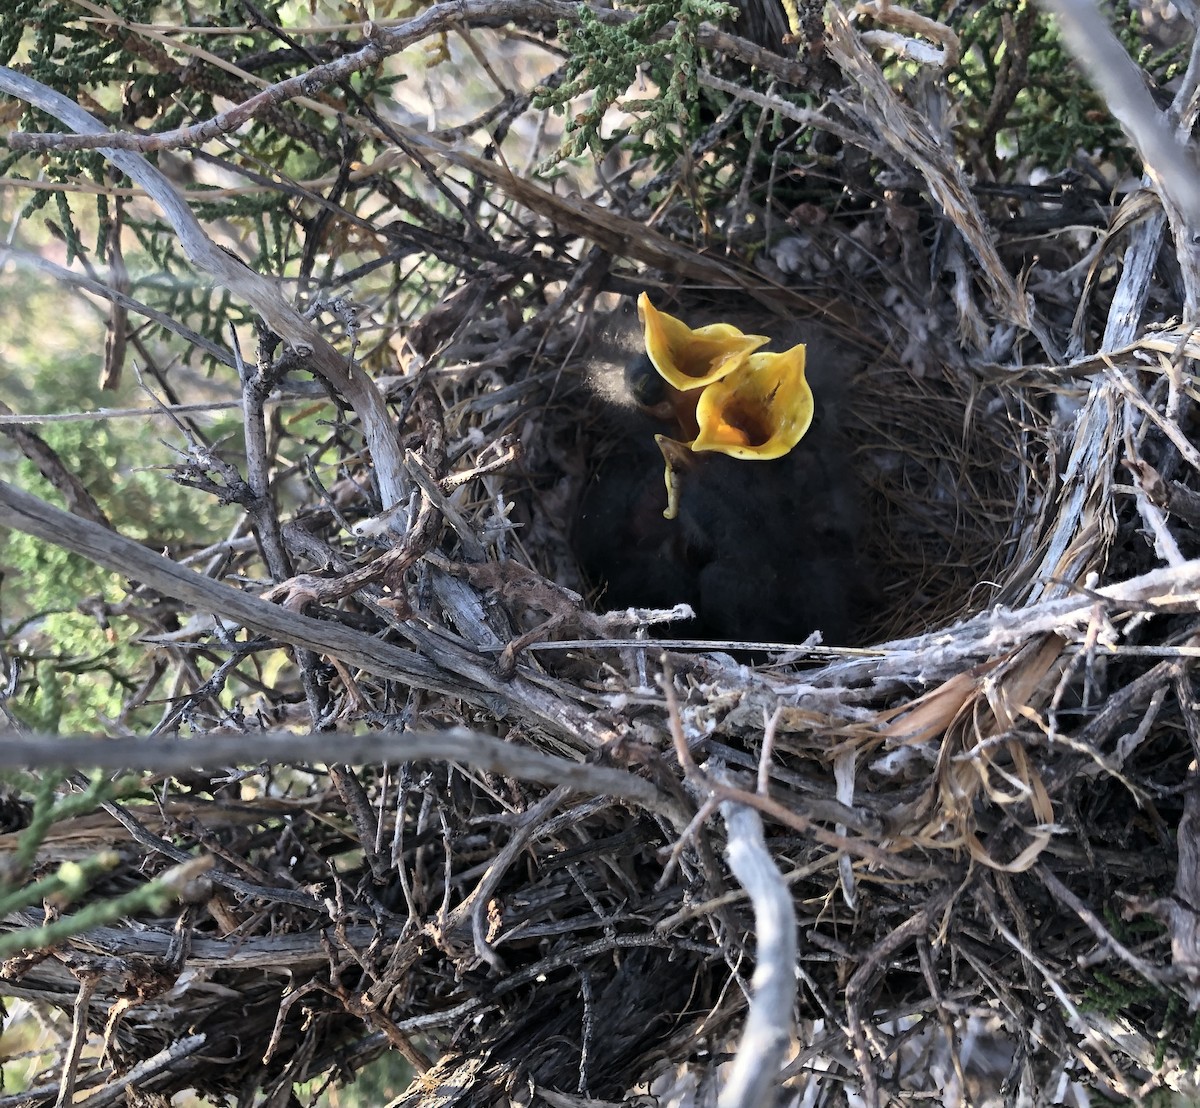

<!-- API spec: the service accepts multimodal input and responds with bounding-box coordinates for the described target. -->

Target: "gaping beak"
[638,293,768,391]
[692,344,813,460]
[635,296,817,518]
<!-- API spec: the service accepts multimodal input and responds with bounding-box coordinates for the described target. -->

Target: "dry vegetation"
[3,0,1200,1104]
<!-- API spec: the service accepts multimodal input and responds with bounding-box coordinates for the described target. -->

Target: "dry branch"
[0,729,671,816]
[1036,0,1200,315]
[4,0,811,157]
[0,66,409,508]
[0,479,616,746]
[717,799,797,1108]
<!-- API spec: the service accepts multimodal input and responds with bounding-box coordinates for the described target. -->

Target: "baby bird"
[573,295,872,646]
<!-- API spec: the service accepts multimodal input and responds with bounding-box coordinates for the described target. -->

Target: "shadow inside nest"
[563,289,1054,654]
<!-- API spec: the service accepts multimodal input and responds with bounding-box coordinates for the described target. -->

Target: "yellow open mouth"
[637,295,816,516]
[638,293,768,391]
[692,345,812,460]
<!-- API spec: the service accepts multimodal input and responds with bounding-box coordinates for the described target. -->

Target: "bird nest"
[5,3,1200,1106]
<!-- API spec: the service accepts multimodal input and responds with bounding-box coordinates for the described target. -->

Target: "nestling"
[573,295,873,645]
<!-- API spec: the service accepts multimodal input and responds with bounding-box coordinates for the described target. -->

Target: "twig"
[93,801,323,910]
[1098,209,1167,354]
[661,656,699,776]
[0,729,672,815]
[845,888,954,1106]
[757,706,783,796]
[825,6,1033,339]
[1035,0,1200,315]
[852,0,961,68]
[698,70,895,164]
[56,970,100,1108]
[716,797,797,1108]
[74,1033,207,1107]
[0,478,618,746]
[1036,866,1173,985]
[4,0,815,157]
[817,557,1200,692]
[235,323,331,723]
[1108,364,1200,474]
[4,914,397,971]
[974,883,1131,1093]
[1123,454,1187,568]
[0,402,112,530]
[329,763,388,880]
[0,244,236,367]
[235,326,293,582]
[459,786,570,969]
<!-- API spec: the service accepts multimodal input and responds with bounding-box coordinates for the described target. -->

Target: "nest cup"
[567,287,1056,648]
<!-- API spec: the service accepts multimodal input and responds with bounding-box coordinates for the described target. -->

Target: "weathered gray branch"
[717,800,797,1108]
[3,0,810,157]
[0,728,670,815]
[1035,0,1200,316]
[0,66,408,507]
[0,244,235,367]
[0,479,615,747]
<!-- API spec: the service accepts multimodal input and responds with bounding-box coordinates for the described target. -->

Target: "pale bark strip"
[1035,0,1200,317]
[717,800,797,1108]
[825,6,1033,339]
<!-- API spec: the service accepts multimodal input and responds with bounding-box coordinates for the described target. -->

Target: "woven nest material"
[5,4,1200,1106]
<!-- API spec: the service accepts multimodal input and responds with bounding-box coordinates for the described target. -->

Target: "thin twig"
[0,478,621,746]
[0,66,409,507]
[1036,0,1200,315]
[56,971,100,1108]
[0,729,672,815]
[4,0,814,157]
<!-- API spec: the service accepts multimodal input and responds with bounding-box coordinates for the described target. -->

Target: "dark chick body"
[575,321,872,645]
